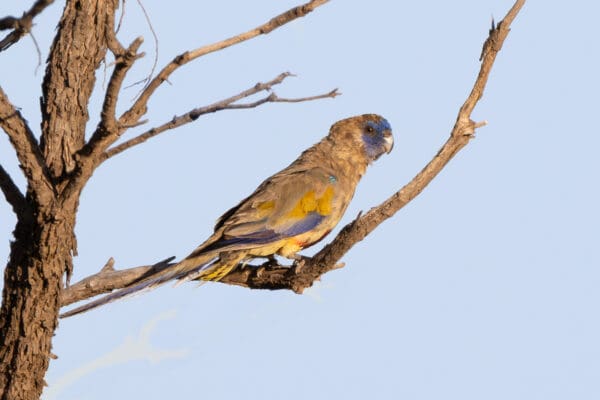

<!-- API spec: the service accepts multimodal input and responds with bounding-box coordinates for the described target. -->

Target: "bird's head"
[330,114,394,164]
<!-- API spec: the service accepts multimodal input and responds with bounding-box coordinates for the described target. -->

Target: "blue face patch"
[362,118,392,161]
[369,118,391,132]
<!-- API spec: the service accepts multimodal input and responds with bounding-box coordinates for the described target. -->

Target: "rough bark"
[0,0,116,398]
[0,213,74,400]
[40,0,114,178]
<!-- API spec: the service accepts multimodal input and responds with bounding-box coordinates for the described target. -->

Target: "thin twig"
[99,38,144,133]
[0,0,55,51]
[116,0,126,33]
[104,73,338,160]
[118,0,329,128]
[29,31,42,74]
[133,0,159,93]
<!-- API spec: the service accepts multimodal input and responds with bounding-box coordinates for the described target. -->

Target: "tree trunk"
[0,1,113,396]
[0,207,75,400]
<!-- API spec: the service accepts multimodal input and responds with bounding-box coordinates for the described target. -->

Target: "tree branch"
[118,0,329,128]
[40,0,118,180]
[0,0,55,51]
[60,0,524,308]
[0,164,27,216]
[104,72,339,160]
[60,257,174,306]
[0,86,54,204]
[82,37,145,158]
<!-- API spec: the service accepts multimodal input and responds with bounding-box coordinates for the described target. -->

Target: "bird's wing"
[203,167,340,252]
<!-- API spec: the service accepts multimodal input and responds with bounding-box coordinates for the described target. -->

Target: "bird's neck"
[303,136,368,181]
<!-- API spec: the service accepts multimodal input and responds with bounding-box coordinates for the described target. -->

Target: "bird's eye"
[366,125,375,134]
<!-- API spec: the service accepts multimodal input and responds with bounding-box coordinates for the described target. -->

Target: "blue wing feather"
[202,212,325,251]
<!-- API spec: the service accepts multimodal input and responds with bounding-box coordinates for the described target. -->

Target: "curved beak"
[383,130,394,154]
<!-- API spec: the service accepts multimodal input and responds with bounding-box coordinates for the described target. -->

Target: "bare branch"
[104,72,339,160]
[0,0,55,52]
[0,164,27,216]
[29,31,42,73]
[60,0,524,308]
[118,0,329,128]
[102,40,144,125]
[83,37,145,155]
[0,86,54,203]
[61,257,174,306]
[58,31,138,207]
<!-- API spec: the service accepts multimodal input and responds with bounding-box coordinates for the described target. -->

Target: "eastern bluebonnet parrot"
[62,114,393,317]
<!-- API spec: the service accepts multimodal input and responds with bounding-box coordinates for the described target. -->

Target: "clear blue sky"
[1,1,599,399]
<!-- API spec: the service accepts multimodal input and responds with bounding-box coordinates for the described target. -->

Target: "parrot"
[61,114,393,317]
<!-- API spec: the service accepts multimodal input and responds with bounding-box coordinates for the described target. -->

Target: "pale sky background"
[1,1,599,399]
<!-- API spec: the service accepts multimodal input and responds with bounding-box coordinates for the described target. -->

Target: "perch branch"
[104,72,339,160]
[60,0,524,307]
[118,0,329,128]
[0,0,55,51]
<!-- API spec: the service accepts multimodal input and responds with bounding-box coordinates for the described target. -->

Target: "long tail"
[60,249,243,318]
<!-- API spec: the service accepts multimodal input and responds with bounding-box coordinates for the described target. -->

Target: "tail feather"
[60,252,218,318]
[177,252,247,285]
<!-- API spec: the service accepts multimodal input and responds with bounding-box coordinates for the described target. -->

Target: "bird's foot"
[292,256,308,274]
[264,255,279,267]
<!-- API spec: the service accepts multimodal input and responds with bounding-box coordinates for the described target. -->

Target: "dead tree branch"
[0,0,55,52]
[118,0,329,128]
[104,72,339,160]
[60,257,174,306]
[60,0,525,308]
[83,37,145,156]
[0,87,53,205]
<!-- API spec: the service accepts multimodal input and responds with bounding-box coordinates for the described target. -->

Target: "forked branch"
[0,87,53,206]
[118,0,329,128]
[104,72,339,160]
[61,0,525,308]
